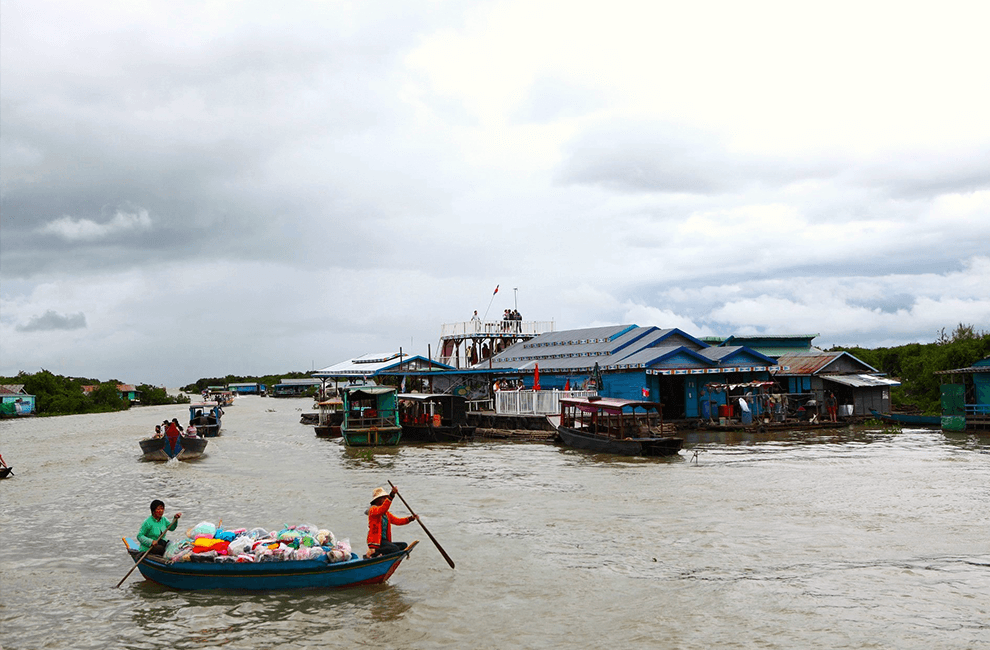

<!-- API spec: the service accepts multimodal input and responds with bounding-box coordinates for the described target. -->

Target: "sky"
[2,0,989,387]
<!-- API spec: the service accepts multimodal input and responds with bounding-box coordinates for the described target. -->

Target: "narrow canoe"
[122,538,418,590]
[869,409,941,427]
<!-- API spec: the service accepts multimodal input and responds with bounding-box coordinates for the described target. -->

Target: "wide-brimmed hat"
[370,487,389,503]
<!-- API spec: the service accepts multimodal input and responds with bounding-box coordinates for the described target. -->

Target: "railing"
[344,411,399,429]
[965,404,990,415]
[467,398,494,412]
[496,390,598,415]
[439,320,556,339]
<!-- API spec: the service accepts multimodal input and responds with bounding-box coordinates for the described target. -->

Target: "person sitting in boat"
[365,485,417,558]
[153,425,163,438]
[137,499,182,555]
[186,423,197,436]
[166,418,183,436]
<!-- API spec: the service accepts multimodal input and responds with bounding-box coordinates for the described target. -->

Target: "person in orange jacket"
[365,485,417,558]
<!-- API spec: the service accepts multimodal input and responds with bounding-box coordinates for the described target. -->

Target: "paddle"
[115,514,178,588]
[388,480,454,569]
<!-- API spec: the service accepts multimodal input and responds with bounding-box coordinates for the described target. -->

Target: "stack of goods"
[164,521,353,564]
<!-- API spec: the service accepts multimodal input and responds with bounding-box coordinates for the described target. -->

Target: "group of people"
[153,418,197,438]
[137,484,418,560]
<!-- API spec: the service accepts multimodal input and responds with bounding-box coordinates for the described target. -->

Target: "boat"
[314,398,344,438]
[550,396,683,456]
[139,432,208,461]
[188,403,223,437]
[869,409,941,427]
[0,466,12,479]
[122,538,418,590]
[398,393,476,442]
[340,386,402,446]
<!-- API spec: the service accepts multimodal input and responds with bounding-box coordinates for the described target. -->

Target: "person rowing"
[137,499,182,555]
[365,485,417,558]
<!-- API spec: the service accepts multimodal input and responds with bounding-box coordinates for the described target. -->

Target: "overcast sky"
[2,0,988,387]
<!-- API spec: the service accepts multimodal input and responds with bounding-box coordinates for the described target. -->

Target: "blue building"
[480,325,777,419]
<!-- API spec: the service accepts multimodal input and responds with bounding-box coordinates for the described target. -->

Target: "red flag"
[533,364,540,391]
[564,378,570,391]
[642,387,650,398]
[493,285,499,295]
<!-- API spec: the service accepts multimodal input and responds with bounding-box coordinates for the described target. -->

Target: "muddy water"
[1,396,987,649]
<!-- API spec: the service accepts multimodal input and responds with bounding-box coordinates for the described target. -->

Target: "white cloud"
[38,209,152,242]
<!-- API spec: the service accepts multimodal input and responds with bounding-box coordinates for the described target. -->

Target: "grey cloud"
[16,310,87,332]
[849,148,990,199]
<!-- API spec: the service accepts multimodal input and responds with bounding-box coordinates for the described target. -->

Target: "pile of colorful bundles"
[164,521,352,564]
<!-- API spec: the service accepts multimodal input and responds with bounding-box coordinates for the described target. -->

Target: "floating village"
[4,314,989,458]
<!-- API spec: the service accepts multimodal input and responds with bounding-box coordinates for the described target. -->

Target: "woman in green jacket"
[137,499,182,554]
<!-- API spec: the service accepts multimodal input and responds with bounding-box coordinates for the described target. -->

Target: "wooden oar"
[388,480,454,569]
[115,514,178,588]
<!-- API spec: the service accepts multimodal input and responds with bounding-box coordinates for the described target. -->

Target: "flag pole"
[482,285,499,321]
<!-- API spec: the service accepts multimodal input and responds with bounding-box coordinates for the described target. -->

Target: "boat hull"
[555,425,683,457]
[123,538,416,590]
[0,467,11,479]
[342,427,402,446]
[400,424,476,443]
[870,409,941,427]
[139,435,208,460]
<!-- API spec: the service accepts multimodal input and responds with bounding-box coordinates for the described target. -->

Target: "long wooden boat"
[869,409,941,427]
[139,434,208,461]
[188,403,223,437]
[341,386,402,446]
[551,396,683,457]
[398,393,476,442]
[122,538,418,590]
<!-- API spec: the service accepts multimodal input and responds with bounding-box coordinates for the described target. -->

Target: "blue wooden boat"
[122,538,419,590]
[188,403,223,437]
[139,433,207,460]
[341,386,402,446]
[869,409,941,427]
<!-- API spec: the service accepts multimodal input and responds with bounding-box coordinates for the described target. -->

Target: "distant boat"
[188,403,223,437]
[550,396,683,457]
[341,386,402,446]
[139,433,208,461]
[398,393,476,442]
[869,409,941,427]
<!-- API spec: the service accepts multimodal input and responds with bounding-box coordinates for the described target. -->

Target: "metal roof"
[314,353,451,378]
[823,374,901,388]
[774,352,877,376]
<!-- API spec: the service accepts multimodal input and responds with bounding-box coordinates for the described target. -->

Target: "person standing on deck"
[137,500,181,554]
[365,485,417,558]
[826,392,838,422]
[470,310,480,332]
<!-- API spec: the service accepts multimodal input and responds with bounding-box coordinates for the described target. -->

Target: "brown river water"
[1,395,988,649]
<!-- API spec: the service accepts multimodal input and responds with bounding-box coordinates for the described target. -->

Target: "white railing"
[439,320,556,339]
[496,390,597,415]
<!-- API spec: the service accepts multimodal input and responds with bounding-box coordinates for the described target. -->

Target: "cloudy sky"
[2,0,988,387]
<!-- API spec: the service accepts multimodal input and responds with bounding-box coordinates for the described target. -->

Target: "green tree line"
[832,324,990,414]
[0,370,188,417]
[180,372,314,394]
